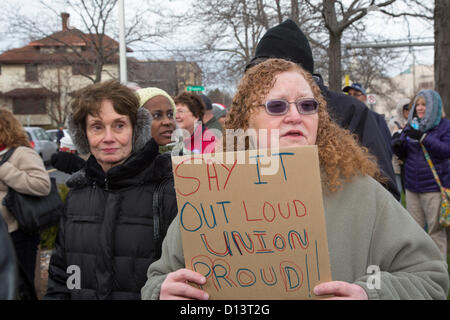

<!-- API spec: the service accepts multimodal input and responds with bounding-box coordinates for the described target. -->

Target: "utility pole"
[118,0,127,84]
[345,39,434,98]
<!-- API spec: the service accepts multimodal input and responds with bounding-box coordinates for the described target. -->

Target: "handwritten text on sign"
[172,146,331,299]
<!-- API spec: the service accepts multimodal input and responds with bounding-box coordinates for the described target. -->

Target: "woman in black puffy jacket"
[45,80,178,299]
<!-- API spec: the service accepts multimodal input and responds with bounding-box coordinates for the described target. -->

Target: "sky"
[0,0,435,79]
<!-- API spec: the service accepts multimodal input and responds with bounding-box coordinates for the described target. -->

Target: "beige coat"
[0,146,51,233]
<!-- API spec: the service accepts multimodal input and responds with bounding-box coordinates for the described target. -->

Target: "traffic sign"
[367,94,376,105]
[186,85,205,92]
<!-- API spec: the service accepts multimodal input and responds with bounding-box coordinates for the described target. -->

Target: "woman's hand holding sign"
[160,269,209,300]
[314,281,368,300]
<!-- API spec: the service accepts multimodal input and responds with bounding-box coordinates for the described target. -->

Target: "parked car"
[24,127,58,164]
[46,129,78,154]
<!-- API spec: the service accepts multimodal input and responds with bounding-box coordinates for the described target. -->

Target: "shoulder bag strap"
[0,148,17,166]
[420,143,444,190]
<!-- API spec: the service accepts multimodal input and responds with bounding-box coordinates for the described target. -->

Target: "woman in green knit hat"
[136,87,177,148]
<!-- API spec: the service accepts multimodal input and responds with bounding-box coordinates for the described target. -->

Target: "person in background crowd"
[245,19,399,201]
[200,94,223,132]
[56,127,65,148]
[0,108,51,289]
[388,98,411,194]
[51,86,179,173]
[342,83,393,158]
[174,92,216,154]
[136,87,177,153]
[388,99,411,134]
[142,59,448,300]
[0,212,17,300]
[45,80,178,299]
[212,103,228,128]
[392,89,450,258]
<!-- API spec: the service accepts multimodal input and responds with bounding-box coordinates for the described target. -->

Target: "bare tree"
[38,63,73,127]
[304,0,399,91]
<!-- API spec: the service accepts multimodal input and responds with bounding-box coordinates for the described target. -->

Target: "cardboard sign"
[171,146,332,299]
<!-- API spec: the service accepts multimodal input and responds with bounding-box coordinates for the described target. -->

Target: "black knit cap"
[246,19,314,74]
[200,94,213,110]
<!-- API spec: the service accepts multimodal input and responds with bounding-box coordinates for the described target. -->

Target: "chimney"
[61,12,70,31]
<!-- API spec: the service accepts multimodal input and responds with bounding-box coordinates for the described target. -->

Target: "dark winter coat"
[392,90,450,193]
[313,74,399,200]
[45,139,178,300]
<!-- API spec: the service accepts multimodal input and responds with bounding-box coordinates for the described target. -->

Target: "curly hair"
[0,108,31,148]
[225,58,384,193]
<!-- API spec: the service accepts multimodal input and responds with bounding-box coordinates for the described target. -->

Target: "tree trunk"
[328,32,342,92]
[322,0,343,91]
[290,0,299,23]
[275,0,283,24]
[94,62,103,83]
[434,0,450,118]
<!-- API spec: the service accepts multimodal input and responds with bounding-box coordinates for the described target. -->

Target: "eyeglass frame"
[259,98,320,116]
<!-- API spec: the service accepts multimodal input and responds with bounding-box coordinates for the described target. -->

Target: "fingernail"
[203,292,209,300]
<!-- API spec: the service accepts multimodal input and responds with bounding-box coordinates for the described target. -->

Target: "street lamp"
[118,0,127,84]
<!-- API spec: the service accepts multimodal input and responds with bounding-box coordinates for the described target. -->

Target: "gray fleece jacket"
[141,175,449,300]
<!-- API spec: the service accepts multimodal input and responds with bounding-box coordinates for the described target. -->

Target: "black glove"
[51,152,86,174]
[404,126,425,141]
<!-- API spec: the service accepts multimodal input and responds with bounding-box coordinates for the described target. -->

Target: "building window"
[13,97,46,114]
[25,64,38,82]
[72,63,94,75]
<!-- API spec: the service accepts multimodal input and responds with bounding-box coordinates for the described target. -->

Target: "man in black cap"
[245,19,399,201]
[343,83,393,157]
[343,83,368,103]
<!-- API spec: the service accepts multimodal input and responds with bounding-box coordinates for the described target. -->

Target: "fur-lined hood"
[67,107,152,155]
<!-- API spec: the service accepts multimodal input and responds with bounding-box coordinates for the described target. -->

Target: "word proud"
[173,146,332,299]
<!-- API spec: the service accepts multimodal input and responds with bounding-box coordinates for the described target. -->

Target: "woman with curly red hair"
[142,59,448,300]
[0,108,51,287]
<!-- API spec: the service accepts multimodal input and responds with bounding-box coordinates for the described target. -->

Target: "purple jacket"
[392,90,450,193]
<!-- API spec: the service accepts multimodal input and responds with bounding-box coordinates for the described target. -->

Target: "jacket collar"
[69,139,171,190]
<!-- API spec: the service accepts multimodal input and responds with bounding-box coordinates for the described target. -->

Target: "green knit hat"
[136,87,176,117]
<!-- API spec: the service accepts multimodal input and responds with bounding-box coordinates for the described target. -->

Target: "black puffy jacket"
[314,74,399,201]
[45,140,178,300]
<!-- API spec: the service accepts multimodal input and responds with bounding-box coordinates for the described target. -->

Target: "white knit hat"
[136,87,176,117]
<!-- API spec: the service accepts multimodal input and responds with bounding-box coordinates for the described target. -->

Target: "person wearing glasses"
[245,20,399,202]
[174,92,216,154]
[141,59,448,300]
